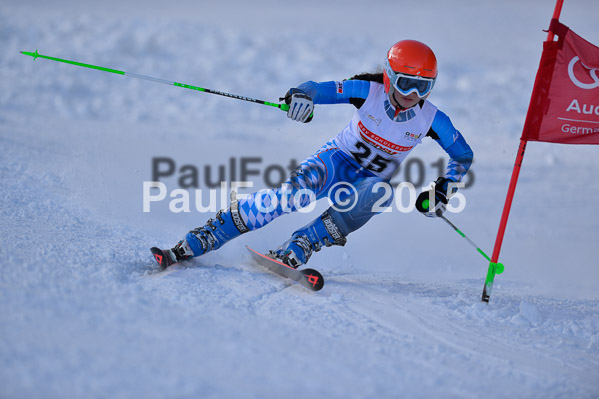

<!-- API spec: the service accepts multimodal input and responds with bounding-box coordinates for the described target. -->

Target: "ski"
[246,245,324,291]
[150,245,324,291]
[150,247,176,271]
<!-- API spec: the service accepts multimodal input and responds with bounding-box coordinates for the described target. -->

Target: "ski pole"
[20,50,290,112]
[439,214,505,275]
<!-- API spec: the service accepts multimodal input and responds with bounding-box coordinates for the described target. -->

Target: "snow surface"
[1,0,599,398]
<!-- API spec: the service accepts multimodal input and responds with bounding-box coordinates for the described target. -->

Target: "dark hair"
[348,72,384,83]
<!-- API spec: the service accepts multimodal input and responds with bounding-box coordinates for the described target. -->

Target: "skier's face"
[389,90,421,109]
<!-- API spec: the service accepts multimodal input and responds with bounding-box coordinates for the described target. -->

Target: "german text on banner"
[522,20,599,144]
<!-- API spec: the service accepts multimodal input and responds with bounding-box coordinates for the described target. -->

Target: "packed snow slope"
[1,0,599,398]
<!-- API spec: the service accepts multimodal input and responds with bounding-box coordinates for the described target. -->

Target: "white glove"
[287,93,314,123]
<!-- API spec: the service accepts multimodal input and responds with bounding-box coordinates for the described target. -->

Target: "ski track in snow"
[1,1,599,398]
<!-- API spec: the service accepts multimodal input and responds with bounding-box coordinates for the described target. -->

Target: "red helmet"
[383,40,438,96]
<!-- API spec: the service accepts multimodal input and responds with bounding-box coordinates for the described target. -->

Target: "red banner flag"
[522,20,599,144]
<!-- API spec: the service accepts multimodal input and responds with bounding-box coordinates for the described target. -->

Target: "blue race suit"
[184,78,473,259]
[236,79,473,232]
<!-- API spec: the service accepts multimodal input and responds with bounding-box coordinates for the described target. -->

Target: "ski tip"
[301,268,324,291]
[150,247,168,271]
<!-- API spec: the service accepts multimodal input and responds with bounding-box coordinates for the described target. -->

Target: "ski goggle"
[385,60,435,98]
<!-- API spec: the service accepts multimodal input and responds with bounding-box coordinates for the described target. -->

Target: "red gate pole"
[481,0,565,303]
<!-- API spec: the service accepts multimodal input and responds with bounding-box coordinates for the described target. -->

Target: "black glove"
[281,88,314,123]
[416,177,454,218]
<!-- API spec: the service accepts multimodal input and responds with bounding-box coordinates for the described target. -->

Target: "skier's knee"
[328,177,393,235]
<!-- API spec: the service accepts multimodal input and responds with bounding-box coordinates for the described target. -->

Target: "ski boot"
[152,203,249,270]
[271,211,346,268]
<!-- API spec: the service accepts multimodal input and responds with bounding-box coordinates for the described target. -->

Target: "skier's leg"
[327,177,394,236]
[273,177,393,267]
[236,141,337,231]
[162,142,338,265]
[158,198,250,265]
[271,210,347,268]
[182,198,250,257]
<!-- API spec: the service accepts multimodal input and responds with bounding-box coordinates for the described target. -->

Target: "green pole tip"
[20,50,39,60]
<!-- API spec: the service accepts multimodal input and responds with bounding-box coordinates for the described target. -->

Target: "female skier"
[152,40,474,270]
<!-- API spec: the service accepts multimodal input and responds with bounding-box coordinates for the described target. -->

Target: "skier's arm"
[294,80,371,105]
[282,80,370,122]
[416,111,473,218]
[428,110,474,184]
